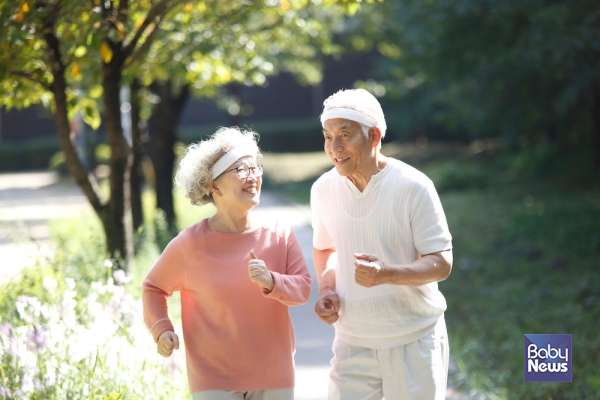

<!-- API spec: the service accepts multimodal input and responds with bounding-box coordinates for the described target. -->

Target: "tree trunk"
[152,80,190,230]
[130,79,146,232]
[102,42,133,269]
[44,31,117,262]
[41,0,179,271]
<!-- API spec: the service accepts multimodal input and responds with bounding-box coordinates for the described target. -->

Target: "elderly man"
[311,88,453,400]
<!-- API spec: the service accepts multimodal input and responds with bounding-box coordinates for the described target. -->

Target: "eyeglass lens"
[237,165,263,178]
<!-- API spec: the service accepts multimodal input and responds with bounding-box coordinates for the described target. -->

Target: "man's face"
[323,118,374,178]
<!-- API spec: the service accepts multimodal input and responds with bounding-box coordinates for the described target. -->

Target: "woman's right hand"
[157,330,179,357]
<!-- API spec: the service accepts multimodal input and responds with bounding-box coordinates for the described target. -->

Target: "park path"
[0,170,468,400]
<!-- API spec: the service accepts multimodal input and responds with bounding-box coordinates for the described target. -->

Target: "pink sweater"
[142,218,311,393]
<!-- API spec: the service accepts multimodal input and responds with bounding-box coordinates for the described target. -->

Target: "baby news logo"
[524,334,571,382]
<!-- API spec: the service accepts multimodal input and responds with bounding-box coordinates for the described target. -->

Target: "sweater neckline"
[344,161,393,197]
[200,218,262,236]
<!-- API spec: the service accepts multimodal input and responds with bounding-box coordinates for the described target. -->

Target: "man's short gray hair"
[174,127,262,205]
[321,88,387,148]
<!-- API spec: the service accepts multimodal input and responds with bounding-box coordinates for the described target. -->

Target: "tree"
[1,0,186,269]
[0,0,360,268]
[346,0,600,166]
[126,0,349,230]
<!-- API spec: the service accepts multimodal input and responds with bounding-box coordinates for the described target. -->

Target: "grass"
[263,140,600,399]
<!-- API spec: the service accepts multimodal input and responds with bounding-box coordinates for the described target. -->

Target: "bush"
[0,137,61,172]
[439,181,600,399]
[0,271,187,399]
[0,209,191,399]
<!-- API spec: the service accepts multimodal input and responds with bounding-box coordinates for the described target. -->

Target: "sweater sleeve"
[410,180,453,255]
[311,180,335,250]
[264,228,312,306]
[142,233,188,342]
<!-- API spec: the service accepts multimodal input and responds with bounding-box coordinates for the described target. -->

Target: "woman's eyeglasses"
[220,164,263,180]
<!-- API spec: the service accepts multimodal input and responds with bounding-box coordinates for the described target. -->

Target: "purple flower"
[43,374,55,388]
[1,322,11,337]
[26,326,49,352]
[34,378,45,391]
[0,386,12,398]
[112,269,131,285]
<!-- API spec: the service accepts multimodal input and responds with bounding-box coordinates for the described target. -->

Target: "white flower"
[42,276,58,291]
[20,375,33,393]
[65,278,76,291]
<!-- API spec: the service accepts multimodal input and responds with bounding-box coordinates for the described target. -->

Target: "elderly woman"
[142,127,311,400]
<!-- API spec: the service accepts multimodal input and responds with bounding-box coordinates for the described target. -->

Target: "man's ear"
[369,127,382,148]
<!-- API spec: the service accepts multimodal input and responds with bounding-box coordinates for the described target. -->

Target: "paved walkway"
[0,170,467,400]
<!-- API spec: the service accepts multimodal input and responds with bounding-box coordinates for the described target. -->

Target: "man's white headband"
[210,146,255,179]
[320,108,377,128]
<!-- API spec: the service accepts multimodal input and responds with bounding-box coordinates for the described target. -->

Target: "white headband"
[320,108,377,128]
[210,146,255,179]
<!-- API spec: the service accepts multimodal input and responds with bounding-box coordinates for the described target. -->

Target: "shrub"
[0,269,188,399]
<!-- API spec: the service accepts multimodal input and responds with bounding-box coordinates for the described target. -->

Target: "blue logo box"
[524,334,571,382]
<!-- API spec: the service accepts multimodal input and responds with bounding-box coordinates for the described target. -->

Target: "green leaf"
[89,85,103,98]
[82,104,101,129]
[74,46,87,57]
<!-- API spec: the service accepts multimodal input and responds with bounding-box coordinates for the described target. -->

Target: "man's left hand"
[354,253,386,288]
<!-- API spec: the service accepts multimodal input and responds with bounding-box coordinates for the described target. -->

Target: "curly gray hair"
[174,127,262,205]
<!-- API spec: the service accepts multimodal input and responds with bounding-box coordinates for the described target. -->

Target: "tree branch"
[10,71,50,90]
[118,0,129,22]
[123,0,179,58]
[123,14,164,68]
[41,3,62,31]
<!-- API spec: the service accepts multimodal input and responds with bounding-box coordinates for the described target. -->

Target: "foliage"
[0,137,61,172]
[440,186,600,399]
[0,267,187,399]
[0,0,353,122]
[412,146,600,398]
[344,0,600,152]
[0,0,363,263]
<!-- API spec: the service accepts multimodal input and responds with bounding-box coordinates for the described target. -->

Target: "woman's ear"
[210,180,222,197]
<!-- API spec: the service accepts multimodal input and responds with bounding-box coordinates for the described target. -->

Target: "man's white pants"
[192,388,293,400]
[329,316,449,400]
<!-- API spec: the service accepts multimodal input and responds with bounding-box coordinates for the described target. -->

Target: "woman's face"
[212,156,261,209]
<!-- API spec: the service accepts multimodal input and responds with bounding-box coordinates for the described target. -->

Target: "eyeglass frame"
[216,164,263,180]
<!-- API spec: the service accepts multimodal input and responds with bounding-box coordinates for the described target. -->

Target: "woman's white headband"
[210,146,255,179]
[320,108,377,128]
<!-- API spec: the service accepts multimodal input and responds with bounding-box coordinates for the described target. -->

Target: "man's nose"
[331,137,343,151]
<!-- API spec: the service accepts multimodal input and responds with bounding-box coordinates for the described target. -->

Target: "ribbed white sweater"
[311,158,452,348]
